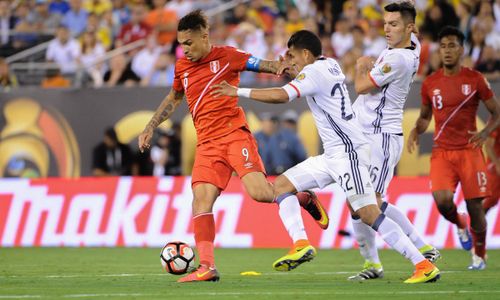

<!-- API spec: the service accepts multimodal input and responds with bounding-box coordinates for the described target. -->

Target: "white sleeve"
[281,69,319,101]
[46,42,55,61]
[368,52,405,88]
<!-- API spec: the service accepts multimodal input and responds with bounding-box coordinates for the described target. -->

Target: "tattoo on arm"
[258,60,279,74]
[146,90,184,131]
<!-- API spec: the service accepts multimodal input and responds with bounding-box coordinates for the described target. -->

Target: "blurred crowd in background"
[1,0,499,177]
[0,0,498,90]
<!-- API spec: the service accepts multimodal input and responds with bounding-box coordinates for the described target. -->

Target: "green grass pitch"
[1,248,499,299]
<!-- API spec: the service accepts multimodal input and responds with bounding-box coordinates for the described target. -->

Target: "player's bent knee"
[348,193,379,225]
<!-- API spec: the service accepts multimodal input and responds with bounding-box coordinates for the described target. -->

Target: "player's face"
[177,29,209,62]
[439,35,463,68]
[383,12,412,48]
[286,46,309,72]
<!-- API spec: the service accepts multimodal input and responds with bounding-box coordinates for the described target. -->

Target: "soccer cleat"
[419,245,441,263]
[177,265,220,283]
[456,213,473,251]
[347,261,384,281]
[468,254,486,270]
[404,260,440,284]
[296,190,329,230]
[273,244,316,271]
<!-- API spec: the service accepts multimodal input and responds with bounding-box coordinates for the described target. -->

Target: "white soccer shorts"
[283,145,376,211]
[365,132,404,195]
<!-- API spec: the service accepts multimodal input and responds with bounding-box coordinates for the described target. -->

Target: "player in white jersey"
[211,30,440,283]
[348,2,440,281]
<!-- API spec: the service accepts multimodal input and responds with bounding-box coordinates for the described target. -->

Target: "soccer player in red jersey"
[484,127,500,214]
[138,10,328,282]
[408,26,499,270]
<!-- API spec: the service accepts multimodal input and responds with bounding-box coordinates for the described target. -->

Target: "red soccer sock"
[441,205,467,229]
[471,228,487,259]
[193,213,215,267]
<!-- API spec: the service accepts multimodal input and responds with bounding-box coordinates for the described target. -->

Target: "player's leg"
[344,155,439,284]
[354,203,440,283]
[431,149,471,250]
[465,198,487,270]
[270,155,334,271]
[177,183,222,283]
[178,142,232,283]
[460,148,490,270]
[483,165,500,214]
[349,134,438,280]
[231,128,328,228]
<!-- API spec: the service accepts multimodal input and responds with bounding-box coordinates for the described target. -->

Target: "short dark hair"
[177,10,208,32]
[438,26,465,46]
[384,1,416,24]
[287,30,322,57]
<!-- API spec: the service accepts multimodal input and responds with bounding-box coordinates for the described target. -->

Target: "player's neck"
[199,44,212,61]
[392,36,411,49]
[443,65,461,76]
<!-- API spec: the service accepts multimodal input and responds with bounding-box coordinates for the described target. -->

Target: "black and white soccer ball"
[160,241,196,275]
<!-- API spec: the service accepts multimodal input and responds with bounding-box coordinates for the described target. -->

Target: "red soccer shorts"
[191,127,265,190]
[430,147,490,199]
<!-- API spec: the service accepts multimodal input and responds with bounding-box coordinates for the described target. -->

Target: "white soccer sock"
[351,217,381,264]
[382,202,427,249]
[372,214,425,265]
[275,193,307,243]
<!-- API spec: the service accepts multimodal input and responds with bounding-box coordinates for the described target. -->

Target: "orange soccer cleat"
[177,265,220,283]
[296,190,329,230]
[404,260,440,284]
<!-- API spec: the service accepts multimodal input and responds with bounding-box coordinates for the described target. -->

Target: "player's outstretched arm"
[138,89,184,153]
[407,103,432,154]
[469,97,500,148]
[210,81,289,104]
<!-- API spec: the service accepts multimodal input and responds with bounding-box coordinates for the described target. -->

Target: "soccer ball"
[160,241,196,275]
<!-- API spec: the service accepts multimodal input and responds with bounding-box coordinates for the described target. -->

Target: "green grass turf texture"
[0,248,499,299]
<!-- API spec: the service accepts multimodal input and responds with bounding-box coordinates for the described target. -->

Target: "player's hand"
[356,56,375,73]
[406,127,419,154]
[210,80,237,97]
[275,55,288,76]
[468,130,488,148]
[138,128,153,153]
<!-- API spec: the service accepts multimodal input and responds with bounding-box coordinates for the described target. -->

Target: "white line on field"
[2,290,500,299]
[60,290,500,298]
[0,296,41,299]
[0,270,463,279]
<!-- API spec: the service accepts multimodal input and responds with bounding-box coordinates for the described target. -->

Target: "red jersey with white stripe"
[421,67,494,149]
[172,46,251,143]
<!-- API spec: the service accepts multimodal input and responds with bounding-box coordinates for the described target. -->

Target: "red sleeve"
[225,47,252,72]
[421,78,431,106]
[476,73,494,101]
[172,62,184,92]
